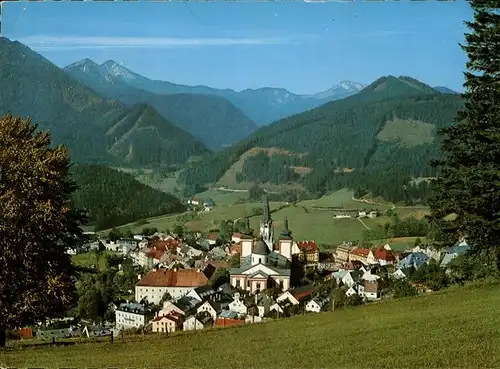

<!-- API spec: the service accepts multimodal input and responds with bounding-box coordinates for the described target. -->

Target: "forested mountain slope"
[0,38,208,166]
[70,165,185,230]
[178,76,464,203]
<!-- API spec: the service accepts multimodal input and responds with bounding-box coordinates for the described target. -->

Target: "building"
[135,266,214,304]
[349,248,376,265]
[335,243,354,264]
[152,312,183,333]
[229,193,293,294]
[297,241,320,264]
[373,246,396,266]
[115,302,153,331]
[183,315,213,331]
[276,284,314,306]
[305,296,331,313]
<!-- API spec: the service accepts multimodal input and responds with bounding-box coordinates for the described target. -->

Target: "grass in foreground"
[2,283,499,368]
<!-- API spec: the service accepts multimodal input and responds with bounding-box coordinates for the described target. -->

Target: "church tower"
[259,191,274,250]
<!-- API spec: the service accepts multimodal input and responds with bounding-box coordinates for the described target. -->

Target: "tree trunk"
[0,327,6,347]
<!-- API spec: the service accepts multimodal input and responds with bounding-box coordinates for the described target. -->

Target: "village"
[20,194,470,342]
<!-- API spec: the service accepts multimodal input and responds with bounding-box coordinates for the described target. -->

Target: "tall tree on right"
[427,2,500,269]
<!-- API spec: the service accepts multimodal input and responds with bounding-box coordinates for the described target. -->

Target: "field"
[71,250,115,272]
[2,283,499,368]
[102,188,428,249]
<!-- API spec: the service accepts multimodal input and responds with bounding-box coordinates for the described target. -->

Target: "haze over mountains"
[64,59,369,127]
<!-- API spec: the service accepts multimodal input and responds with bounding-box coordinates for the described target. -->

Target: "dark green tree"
[0,115,86,346]
[427,2,500,271]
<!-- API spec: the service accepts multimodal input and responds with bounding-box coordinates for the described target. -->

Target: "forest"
[69,165,185,230]
[178,87,463,204]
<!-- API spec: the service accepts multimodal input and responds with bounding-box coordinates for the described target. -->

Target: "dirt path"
[357,218,371,230]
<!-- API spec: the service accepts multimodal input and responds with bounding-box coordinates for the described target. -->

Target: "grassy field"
[2,283,499,368]
[71,250,116,272]
[101,188,428,249]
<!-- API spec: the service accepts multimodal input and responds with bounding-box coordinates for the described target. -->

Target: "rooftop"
[137,268,210,288]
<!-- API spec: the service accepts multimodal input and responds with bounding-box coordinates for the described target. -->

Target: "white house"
[196,300,221,320]
[345,286,358,297]
[228,293,249,316]
[186,286,216,303]
[115,302,153,331]
[305,296,330,313]
[183,315,213,331]
[152,313,182,333]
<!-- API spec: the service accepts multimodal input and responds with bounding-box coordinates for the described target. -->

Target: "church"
[229,192,298,294]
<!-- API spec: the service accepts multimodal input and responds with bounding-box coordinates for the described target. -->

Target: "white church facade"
[229,192,297,294]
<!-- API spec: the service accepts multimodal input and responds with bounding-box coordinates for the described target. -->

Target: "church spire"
[280,216,291,237]
[262,190,271,224]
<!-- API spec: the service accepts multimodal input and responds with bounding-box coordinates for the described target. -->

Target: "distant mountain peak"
[308,80,366,100]
[100,60,139,84]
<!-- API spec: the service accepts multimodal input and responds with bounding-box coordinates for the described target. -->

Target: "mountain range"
[64,59,368,127]
[64,59,259,151]
[0,37,209,167]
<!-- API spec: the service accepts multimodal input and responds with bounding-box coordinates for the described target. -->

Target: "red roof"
[290,285,314,300]
[146,249,164,261]
[350,248,370,256]
[150,239,179,252]
[298,241,319,253]
[232,233,243,238]
[373,247,395,262]
[207,234,219,241]
[137,268,210,287]
[215,318,244,327]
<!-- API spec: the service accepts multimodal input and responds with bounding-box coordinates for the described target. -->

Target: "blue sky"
[2,1,473,94]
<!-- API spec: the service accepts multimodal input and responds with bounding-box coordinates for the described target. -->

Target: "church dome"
[252,239,269,255]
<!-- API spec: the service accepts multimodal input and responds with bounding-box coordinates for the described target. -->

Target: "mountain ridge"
[65,58,367,125]
[0,37,209,167]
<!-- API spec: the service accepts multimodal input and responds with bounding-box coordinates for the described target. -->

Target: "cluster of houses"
[53,194,470,341]
[332,209,379,219]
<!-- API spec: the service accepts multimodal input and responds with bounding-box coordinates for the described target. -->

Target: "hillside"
[69,165,185,230]
[2,283,499,368]
[0,38,208,166]
[179,76,464,203]
[65,59,366,126]
[64,60,259,151]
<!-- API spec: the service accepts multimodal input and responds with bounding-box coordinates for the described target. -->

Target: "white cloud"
[15,35,293,50]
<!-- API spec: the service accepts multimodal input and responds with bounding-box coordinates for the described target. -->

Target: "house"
[367,210,378,219]
[232,233,243,244]
[345,286,358,297]
[178,245,203,258]
[215,318,244,328]
[115,302,154,331]
[397,252,429,270]
[440,242,470,268]
[297,241,320,264]
[158,295,202,317]
[135,266,214,304]
[186,285,216,302]
[335,243,354,264]
[196,300,222,320]
[332,210,358,219]
[255,293,275,317]
[349,248,375,265]
[358,210,367,218]
[152,312,183,333]
[373,247,396,266]
[276,284,314,306]
[183,315,213,331]
[188,198,201,206]
[203,200,214,212]
[207,234,219,245]
[36,328,80,340]
[333,269,362,288]
[82,325,114,338]
[229,242,242,256]
[361,280,381,301]
[228,293,249,316]
[218,311,238,319]
[392,267,413,280]
[208,246,227,260]
[305,296,330,313]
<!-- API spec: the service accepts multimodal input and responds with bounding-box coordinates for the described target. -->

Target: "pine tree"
[427,2,500,269]
[0,114,86,346]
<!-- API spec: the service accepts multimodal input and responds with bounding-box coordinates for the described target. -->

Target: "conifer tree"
[0,114,86,346]
[427,2,500,269]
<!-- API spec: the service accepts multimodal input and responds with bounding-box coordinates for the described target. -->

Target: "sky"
[1,1,473,95]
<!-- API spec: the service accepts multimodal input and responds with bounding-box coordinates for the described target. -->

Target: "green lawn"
[298,188,389,210]
[2,283,499,368]
[71,251,115,272]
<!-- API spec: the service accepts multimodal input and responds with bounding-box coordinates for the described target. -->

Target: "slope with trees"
[179,76,464,202]
[0,38,209,167]
[69,165,185,231]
